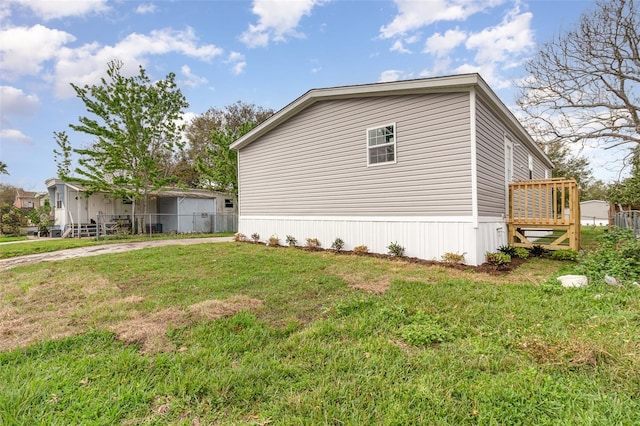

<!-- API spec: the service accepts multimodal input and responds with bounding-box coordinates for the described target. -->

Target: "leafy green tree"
[181,101,273,188]
[29,201,52,235]
[542,139,593,192]
[582,179,609,201]
[608,147,640,207]
[195,122,255,198]
[0,184,18,205]
[1,204,26,236]
[0,161,8,175]
[54,60,188,230]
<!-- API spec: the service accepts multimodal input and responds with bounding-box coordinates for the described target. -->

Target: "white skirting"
[238,215,507,266]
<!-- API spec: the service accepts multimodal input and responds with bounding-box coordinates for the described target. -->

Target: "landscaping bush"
[486,251,511,268]
[441,252,465,264]
[353,245,368,255]
[250,233,260,243]
[529,244,547,257]
[305,238,321,250]
[513,247,530,259]
[285,235,297,247]
[331,238,345,252]
[233,233,247,242]
[387,241,405,257]
[268,235,280,247]
[497,244,517,257]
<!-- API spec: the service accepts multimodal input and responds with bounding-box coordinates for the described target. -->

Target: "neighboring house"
[580,200,609,226]
[230,73,553,266]
[45,178,237,235]
[13,189,42,209]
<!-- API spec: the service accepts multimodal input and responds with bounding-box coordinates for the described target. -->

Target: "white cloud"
[180,65,208,88]
[0,86,40,117]
[135,3,157,14]
[0,128,33,144]
[378,70,403,82]
[390,40,411,54]
[465,10,534,65]
[0,24,75,79]
[424,29,467,57]
[53,27,223,97]
[240,0,325,48]
[226,52,247,75]
[380,0,506,39]
[6,0,109,20]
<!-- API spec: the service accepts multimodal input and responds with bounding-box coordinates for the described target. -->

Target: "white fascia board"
[231,73,481,151]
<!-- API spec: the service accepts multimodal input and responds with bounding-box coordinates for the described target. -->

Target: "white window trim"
[366,122,397,167]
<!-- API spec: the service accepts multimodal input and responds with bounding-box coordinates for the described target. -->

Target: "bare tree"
[516,0,639,173]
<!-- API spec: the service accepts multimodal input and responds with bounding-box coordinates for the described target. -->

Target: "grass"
[0,232,232,259]
[0,235,28,243]
[1,236,639,424]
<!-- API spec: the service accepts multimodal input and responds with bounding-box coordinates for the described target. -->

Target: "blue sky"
[1,0,609,192]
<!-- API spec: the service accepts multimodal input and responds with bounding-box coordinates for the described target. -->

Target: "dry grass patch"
[518,336,611,369]
[109,297,263,354]
[188,296,263,320]
[1,267,264,353]
[109,308,189,354]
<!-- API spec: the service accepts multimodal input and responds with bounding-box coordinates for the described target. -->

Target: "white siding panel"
[239,93,472,217]
[239,215,507,266]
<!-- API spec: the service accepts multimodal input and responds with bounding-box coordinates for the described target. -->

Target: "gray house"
[230,74,553,265]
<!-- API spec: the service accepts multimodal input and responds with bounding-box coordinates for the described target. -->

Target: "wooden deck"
[507,178,581,251]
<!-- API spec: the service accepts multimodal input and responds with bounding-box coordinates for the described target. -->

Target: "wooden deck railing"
[507,178,580,251]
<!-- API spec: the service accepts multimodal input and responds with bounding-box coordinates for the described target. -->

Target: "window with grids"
[367,123,396,165]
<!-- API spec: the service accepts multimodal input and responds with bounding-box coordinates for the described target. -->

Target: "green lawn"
[0,232,232,259]
[1,237,638,425]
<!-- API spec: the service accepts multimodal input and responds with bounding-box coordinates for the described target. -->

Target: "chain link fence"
[614,211,640,236]
[95,213,237,238]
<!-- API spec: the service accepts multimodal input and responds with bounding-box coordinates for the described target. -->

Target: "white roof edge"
[230,73,553,168]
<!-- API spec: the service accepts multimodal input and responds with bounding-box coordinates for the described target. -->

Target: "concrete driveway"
[0,237,234,271]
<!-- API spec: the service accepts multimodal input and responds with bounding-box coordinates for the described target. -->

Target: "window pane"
[368,124,395,164]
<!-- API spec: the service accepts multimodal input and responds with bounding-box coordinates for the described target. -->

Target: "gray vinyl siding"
[239,93,472,216]
[476,98,507,216]
[476,98,547,216]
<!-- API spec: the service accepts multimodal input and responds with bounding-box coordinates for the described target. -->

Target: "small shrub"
[498,244,517,256]
[285,235,297,247]
[250,233,260,243]
[486,251,511,268]
[305,238,321,250]
[268,235,280,247]
[514,247,530,259]
[529,244,547,257]
[331,237,345,252]
[387,241,405,257]
[551,249,579,261]
[441,252,465,264]
[353,245,369,255]
[233,233,247,242]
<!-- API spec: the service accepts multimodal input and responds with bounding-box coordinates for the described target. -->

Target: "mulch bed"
[243,241,528,275]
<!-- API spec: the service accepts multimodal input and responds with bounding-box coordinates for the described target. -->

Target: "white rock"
[557,275,589,288]
[604,275,622,287]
